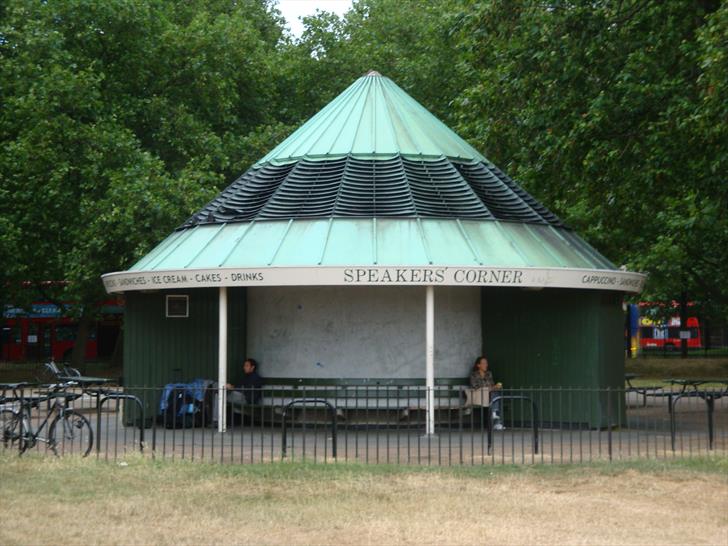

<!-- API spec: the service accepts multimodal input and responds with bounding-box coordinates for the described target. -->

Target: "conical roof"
[182,72,562,227]
[257,70,486,164]
[102,72,645,294]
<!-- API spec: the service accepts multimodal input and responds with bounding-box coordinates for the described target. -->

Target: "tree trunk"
[111,327,123,368]
[71,312,91,373]
[680,290,689,359]
[704,317,711,355]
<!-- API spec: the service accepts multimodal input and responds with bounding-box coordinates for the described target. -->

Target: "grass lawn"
[0,455,726,545]
[625,356,728,387]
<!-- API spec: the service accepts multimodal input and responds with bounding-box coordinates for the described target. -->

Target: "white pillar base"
[425,285,435,436]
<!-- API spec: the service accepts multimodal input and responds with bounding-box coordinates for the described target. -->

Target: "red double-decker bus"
[1,300,123,362]
[638,312,702,350]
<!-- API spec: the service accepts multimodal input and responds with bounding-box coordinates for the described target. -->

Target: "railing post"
[281,399,337,459]
[607,387,612,461]
[487,405,493,454]
[97,393,145,453]
[706,395,715,450]
[670,393,685,452]
[531,398,539,455]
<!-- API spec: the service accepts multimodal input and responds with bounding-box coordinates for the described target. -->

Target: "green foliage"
[276,0,466,125]
[0,0,285,310]
[280,0,727,320]
[452,1,727,319]
[1,0,726,328]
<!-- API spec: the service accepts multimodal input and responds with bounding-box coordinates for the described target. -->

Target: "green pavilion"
[103,71,644,431]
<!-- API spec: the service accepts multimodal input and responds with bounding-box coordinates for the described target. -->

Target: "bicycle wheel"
[49,410,93,457]
[0,409,25,452]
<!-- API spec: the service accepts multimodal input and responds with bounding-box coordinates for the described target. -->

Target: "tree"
[276,0,467,126]
[0,0,287,364]
[452,1,728,321]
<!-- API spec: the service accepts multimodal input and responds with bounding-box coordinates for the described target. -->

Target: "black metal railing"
[2,383,727,464]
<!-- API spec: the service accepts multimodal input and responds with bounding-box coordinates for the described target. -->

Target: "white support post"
[218,287,228,433]
[425,285,435,436]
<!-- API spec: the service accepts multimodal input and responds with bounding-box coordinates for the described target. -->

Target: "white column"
[218,287,228,433]
[425,285,435,436]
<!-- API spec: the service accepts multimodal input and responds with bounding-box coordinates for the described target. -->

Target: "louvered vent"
[181,156,562,228]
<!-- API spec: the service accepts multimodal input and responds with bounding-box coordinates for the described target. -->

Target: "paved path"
[4,389,726,464]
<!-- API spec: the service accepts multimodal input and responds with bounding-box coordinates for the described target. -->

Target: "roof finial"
[365,70,381,77]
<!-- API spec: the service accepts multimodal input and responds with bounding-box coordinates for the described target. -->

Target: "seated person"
[226,358,264,406]
[469,356,505,430]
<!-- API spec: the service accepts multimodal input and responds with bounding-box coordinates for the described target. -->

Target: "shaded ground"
[0,456,726,546]
[4,388,727,464]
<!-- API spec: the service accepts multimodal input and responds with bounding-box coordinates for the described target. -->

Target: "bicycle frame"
[9,384,78,451]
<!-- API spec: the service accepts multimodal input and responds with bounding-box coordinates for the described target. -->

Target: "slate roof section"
[181,156,563,228]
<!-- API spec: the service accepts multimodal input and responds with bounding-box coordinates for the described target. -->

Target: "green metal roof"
[103,71,645,293]
[130,219,614,271]
[257,71,487,165]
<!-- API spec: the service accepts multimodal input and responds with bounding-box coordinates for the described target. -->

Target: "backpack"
[162,387,199,429]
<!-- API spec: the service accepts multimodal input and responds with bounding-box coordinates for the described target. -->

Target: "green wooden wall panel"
[481,288,625,428]
[121,284,622,428]
[123,288,246,421]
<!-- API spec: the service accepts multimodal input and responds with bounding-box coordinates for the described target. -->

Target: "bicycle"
[41,359,81,382]
[1,381,93,457]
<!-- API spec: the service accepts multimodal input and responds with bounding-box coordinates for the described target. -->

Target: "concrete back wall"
[247,286,480,378]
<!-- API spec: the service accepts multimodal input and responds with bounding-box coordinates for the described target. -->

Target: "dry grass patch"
[625,357,728,380]
[0,456,726,545]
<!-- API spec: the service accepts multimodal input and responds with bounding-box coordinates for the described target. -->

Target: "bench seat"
[626,385,664,406]
[226,378,485,424]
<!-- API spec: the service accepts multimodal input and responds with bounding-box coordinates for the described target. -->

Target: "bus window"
[55,325,77,341]
[54,324,96,341]
[2,325,21,344]
[27,323,39,344]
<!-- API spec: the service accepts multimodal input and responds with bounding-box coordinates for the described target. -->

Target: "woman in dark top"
[469,356,504,430]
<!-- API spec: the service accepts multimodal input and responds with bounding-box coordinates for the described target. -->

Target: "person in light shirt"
[469,356,504,430]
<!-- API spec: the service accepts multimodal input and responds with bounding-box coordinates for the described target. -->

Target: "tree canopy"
[283,0,728,321]
[451,1,727,320]
[1,0,726,346]
[0,0,286,310]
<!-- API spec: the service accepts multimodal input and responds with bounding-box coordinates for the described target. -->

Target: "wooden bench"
[624,374,664,407]
[228,378,484,424]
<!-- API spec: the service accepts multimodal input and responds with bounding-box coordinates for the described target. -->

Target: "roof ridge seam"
[257,160,310,219]
[264,80,362,163]
[331,155,355,216]
[218,221,256,267]
[319,80,369,158]
[398,155,419,217]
